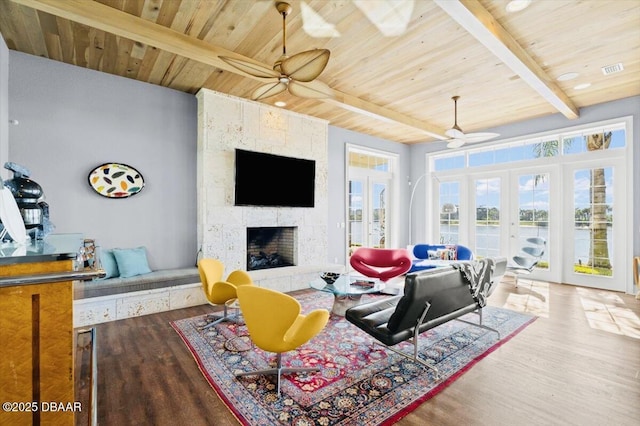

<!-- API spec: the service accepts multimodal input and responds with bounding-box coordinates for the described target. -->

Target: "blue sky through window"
[433,124,626,172]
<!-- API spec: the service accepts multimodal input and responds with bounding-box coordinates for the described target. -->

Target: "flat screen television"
[234,149,315,207]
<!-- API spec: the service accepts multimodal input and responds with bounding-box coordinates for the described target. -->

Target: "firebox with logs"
[246,226,296,271]
[247,251,292,270]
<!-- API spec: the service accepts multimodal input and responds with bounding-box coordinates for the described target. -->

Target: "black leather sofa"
[345,257,507,376]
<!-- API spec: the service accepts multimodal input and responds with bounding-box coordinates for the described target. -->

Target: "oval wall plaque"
[88,163,145,198]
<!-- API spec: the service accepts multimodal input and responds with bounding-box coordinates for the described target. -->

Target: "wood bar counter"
[0,234,103,426]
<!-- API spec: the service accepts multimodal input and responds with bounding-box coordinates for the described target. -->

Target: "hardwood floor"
[80,278,640,426]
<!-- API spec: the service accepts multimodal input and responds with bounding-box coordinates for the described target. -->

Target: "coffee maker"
[3,162,49,239]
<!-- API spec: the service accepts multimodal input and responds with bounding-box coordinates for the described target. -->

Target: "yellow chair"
[197,258,253,329]
[235,286,330,396]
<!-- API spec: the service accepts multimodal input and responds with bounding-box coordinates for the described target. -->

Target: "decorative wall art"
[88,163,145,198]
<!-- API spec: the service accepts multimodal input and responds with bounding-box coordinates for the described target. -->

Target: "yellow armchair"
[197,259,253,329]
[235,286,330,396]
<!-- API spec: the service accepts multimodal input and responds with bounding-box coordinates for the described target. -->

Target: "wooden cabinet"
[0,260,75,426]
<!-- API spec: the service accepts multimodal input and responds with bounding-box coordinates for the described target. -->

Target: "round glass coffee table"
[309,274,384,316]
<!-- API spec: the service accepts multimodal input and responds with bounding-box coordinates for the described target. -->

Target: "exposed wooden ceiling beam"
[11,0,448,140]
[435,0,579,120]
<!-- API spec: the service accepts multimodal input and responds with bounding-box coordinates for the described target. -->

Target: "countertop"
[0,233,83,266]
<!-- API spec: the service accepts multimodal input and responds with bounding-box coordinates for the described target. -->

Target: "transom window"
[349,151,390,171]
[433,123,626,171]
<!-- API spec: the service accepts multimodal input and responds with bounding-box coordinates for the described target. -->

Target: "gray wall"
[8,52,197,270]
[408,95,640,263]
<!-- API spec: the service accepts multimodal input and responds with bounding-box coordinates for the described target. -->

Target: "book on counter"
[350,279,375,288]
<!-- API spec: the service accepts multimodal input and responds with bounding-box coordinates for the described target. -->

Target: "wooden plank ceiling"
[1,0,639,145]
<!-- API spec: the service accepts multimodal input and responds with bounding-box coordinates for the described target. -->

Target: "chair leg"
[235,353,321,397]
[456,308,500,339]
[506,271,519,287]
[201,304,240,330]
[371,340,440,379]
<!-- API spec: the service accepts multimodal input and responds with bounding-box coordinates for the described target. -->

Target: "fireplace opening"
[246,226,296,271]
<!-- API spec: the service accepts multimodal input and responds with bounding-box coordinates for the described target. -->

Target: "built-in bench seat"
[73,263,346,328]
[74,267,200,299]
[73,267,205,327]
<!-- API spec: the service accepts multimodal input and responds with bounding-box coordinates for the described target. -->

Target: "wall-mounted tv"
[234,149,315,207]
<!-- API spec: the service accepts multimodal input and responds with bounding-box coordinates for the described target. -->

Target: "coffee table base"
[332,294,364,316]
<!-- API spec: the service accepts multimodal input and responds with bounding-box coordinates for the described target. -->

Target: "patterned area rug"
[171,291,535,425]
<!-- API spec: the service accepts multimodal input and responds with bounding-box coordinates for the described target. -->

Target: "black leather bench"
[345,257,507,376]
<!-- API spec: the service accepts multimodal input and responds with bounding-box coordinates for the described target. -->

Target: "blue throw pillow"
[96,249,119,279]
[112,247,152,278]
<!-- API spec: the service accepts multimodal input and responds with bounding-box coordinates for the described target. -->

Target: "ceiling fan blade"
[445,128,465,139]
[280,49,330,82]
[219,56,280,79]
[463,132,500,143]
[252,82,288,100]
[288,80,334,99]
[446,139,465,149]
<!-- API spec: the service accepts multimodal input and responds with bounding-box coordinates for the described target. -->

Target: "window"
[429,118,631,292]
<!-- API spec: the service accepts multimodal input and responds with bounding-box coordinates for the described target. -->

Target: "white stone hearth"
[196,89,332,292]
[74,282,206,327]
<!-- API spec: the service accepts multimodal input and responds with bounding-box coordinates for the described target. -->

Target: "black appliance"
[3,162,49,239]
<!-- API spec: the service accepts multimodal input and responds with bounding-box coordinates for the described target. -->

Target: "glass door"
[346,147,396,258]
[348,177,389,255]
[562,159,625,291]
[430,118,631,292]
[438,180,461,245]
[507,167,557,283]
[471,175,504,259]
[441,168,557,284]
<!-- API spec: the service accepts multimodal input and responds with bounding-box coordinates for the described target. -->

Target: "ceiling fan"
[219,2,333,101]
[446,96,499,148]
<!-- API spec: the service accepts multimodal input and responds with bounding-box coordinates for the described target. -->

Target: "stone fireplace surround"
[196,89,343,293]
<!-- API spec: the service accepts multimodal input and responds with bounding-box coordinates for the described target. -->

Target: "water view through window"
[431,120,626,287]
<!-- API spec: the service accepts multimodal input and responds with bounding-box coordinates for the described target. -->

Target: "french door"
[430,118,631,292]
[506,166,557,284]
[434,161,626,290]
[348,175,389,255]
[562,158,626,291]
[435,166,558,283]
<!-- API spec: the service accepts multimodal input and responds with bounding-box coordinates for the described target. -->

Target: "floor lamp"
[408,174,427,246]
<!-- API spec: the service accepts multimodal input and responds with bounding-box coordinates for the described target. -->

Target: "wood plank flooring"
[78,278,640,426]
